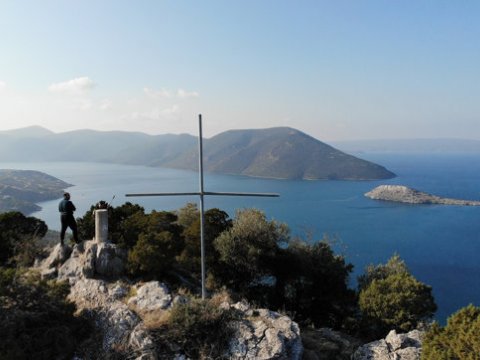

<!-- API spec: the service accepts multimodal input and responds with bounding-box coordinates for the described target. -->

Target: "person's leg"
[60,215,68,245]
[69,217,79,243]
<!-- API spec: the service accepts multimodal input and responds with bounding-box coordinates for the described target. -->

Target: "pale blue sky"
[0,1,479,140]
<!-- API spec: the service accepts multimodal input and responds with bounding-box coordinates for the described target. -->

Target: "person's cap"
[63,192,70,198]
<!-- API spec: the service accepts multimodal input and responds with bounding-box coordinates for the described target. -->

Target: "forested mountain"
[166,127,395,180]
[0,126,395,180]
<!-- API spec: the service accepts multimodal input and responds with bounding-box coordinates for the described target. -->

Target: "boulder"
[69,278,157,358]
[226,303,303,360]
[42,243,72,268]
[128,281,172,313]
[95,242,127,277]
[353,329,424,360]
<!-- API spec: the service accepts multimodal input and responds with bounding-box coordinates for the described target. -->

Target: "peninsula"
[365,185,480,206]
[0,169,72,214]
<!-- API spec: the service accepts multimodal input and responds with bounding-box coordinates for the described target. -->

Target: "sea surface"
[1,153,479,323]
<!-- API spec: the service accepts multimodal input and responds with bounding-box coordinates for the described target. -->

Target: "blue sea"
[1,153,479,323]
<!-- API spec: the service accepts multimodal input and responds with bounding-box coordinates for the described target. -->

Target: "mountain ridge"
[0,126,395,180]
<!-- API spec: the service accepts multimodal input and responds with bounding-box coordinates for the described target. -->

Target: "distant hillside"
[0,126,395,180]
[332,138,480,153]
[0,169,72,214]
[166,127,395,180]
[0,127,197,164]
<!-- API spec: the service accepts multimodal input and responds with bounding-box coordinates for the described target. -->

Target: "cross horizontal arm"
[125,191,279,197]
[205,191,279,197]
[126,192,200,197]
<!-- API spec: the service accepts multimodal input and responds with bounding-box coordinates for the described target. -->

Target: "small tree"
[272,238,356,329]
[358,256,436,338]
[178,208,231,275]
[213,208,288,294]
[357,253,407,291]
[127,231,180,278]
[422,304,480,360]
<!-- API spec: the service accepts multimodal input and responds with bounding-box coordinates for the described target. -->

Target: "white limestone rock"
[42,243,72,269]
[226,302,303,360]
[128,281,172,312]
[353,329,424,360]
[95,242,127,277]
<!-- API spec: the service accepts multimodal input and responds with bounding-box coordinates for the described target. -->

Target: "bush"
[152,297,238,359]
[178,208,231,275]
[127,231,181,278]
[0,211,47,266]
[0,268,91,360]
[357,253,408,291]
[422,304,480,360]
[213,208,288,294]
[273,238,356,329]
[358,258,436,339]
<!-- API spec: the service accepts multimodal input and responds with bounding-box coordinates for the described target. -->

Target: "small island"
[365,185,480,206]
[0,169,72,214]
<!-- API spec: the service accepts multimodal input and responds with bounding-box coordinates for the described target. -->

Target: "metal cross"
[126,114,279,299]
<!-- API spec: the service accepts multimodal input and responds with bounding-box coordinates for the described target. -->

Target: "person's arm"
[67,201,76,212]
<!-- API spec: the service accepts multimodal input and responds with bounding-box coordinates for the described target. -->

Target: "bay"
[1,152,479,323]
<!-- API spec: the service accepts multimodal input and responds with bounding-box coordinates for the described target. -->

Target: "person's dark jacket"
[58,199,76,215]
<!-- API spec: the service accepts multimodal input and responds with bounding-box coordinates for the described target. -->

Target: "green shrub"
[178,208,231,275]
[152,297,238,359]
[213,208,288,293]
[127,231,182,278]
[273,238,356,329]
[0,211,47,266]
[422,304,480,360]
[359,265,436,338]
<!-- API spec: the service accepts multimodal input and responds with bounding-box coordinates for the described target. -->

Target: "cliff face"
[365,185,480,206]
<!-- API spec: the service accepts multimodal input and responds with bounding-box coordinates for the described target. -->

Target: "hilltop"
[166,127,395,180]
[0,126,395,180]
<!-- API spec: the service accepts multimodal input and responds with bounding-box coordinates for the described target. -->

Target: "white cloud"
[48,77,95,94]
[143,87,199,99]
[0,81,6,91]
[144,87,172,99]
[177,88,199,98]
[177,89,199,98]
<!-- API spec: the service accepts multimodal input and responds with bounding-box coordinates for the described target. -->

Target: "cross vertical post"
[126,114,279,299]
[198,114,206,299]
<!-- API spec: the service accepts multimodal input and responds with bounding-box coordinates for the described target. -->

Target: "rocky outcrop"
[69,279,157,359]
[352,329,424,360]
[128,281,173,313]
[38,240,127,282]
[365,185,480,206]
[224,301,303,360]
[37,241,304,360]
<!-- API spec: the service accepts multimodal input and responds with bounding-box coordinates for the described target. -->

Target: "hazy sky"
[0,1,479,140]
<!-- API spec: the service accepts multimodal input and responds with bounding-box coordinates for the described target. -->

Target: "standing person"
[58,192,79,245]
